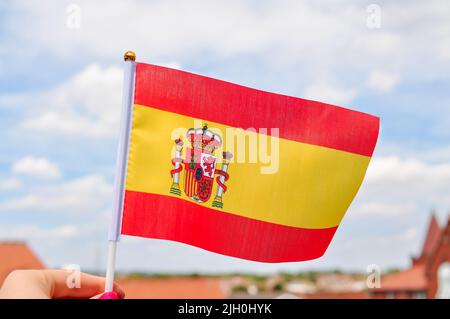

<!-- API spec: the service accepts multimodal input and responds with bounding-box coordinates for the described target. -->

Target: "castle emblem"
[170,125,232,208]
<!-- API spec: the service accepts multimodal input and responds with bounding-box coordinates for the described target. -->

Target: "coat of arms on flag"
[169,125,232,208]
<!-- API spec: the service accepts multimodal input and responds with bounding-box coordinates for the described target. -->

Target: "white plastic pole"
[104,52,136,292]
[104,241,117,292]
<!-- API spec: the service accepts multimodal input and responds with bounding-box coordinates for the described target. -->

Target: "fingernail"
[99,291,119,299]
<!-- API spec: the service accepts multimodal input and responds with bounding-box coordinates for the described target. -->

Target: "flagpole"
[104,51,137,293]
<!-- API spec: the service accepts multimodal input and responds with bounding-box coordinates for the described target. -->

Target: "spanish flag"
[119,61,379,263]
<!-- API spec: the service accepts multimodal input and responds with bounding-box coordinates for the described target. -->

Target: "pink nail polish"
[99,291,119,299]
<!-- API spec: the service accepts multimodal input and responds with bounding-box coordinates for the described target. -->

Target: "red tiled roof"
[375,264,427,292]
[421,214,441,258]
[0,242,44,285]
[116,277,227,299]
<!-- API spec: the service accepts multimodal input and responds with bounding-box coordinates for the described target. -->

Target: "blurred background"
[0,0,450,298]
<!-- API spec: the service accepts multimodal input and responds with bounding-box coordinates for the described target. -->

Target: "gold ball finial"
[124,51,136,61]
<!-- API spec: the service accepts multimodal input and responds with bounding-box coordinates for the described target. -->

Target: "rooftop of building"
[0,241,44,284]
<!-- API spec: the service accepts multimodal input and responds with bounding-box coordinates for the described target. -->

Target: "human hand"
[0,269,125,299]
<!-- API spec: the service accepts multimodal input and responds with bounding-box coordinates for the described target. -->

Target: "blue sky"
[1,0,450,274]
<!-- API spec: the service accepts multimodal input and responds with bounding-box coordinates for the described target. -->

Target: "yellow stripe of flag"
[126,104,371,229]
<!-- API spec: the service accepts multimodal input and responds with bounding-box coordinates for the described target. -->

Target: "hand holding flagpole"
[104,51,136,293]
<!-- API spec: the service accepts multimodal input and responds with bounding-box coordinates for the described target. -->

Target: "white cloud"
[0,224,80,241]
[20,64,123,138]
[304,83,357,105]
[366,156,450,186]
[0,178,22,191]
[349,202,414,219]
[4,1,450,83]
[367,71,400,93]
[0,174,112,214]
[350,155,450,221]
[12,156,62,179]
[22,111,107,137]
[395,227,418,242]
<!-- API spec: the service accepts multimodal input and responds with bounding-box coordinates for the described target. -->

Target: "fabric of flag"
[120,62,379,263]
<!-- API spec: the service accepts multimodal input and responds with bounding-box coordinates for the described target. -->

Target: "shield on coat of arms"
[184,149,217,202]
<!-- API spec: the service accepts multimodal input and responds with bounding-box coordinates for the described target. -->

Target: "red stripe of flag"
[121,190,338,263]
[134,63,379,157]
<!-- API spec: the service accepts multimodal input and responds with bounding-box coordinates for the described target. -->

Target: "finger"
[0,270,50,299]
[42,269,125,299]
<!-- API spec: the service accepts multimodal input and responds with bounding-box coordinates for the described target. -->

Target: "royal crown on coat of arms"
[170,124,233,208]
